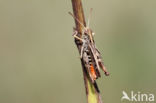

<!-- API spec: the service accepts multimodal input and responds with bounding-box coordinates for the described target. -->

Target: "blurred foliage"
[0,0,156,103]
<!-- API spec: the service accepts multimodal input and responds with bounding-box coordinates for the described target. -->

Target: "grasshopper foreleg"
[72,29,86,58]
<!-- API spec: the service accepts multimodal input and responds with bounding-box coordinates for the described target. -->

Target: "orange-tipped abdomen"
[90,64,97,80]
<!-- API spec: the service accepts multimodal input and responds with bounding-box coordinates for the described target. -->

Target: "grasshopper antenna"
[68,12,85,29]
[86,8,94,43]
[87,8,93,28]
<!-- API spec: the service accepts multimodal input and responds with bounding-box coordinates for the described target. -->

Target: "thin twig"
[71,0,103,103]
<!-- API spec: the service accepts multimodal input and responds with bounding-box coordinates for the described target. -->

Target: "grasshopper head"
[84,27,91,35]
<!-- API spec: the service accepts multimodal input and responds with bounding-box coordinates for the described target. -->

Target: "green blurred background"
[0,0,156,103]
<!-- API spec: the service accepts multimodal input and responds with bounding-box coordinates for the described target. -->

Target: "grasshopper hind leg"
[99,62,109,76]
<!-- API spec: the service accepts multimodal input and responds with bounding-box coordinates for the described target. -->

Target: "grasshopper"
[69,9,109,83]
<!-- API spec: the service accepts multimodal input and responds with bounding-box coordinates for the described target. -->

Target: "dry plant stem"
[71,0,103,103]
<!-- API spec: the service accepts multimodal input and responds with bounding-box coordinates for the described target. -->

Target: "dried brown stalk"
[70,0,103,103]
